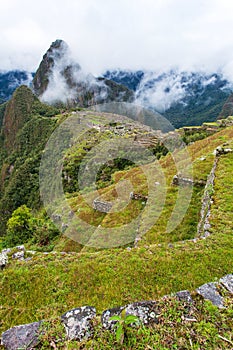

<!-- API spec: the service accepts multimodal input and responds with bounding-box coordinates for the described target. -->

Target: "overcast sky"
[1,0,233,78]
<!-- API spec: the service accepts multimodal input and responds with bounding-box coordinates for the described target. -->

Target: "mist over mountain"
[104,69,233,127]
[0,70,33,103]
[31,39,134,107]
[1,40,233,128]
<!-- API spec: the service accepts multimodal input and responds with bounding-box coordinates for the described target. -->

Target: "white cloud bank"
[1,0,233,79]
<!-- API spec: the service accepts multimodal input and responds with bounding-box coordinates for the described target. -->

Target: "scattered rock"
[93,198,112,213]
[61,306,96,341]
[101,306,126,330]
[220,274,233,294]
[51,214,62,222]
[24,257,32,262]
[130,192,148,201]
[1,248,11,255]
[125,301,158,325]
[69,210,74,219]
[26,250,36,255]
[176,290,193,304]
[214,146,233,156]
[1,321,42,350]
[16,245,25,251]
[61,223,69,232]
[172,174,205,187]
[12,250,25,261]
[196,282,224,308]
[172,174,194,186]
[0,252,8,270]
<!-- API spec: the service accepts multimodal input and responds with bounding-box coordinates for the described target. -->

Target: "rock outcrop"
[61,306,96,341]
[196,282,225,308]
[93,198,113,213]
[1,274,232,349]
[0,252,8,270]
[1,322,42,350]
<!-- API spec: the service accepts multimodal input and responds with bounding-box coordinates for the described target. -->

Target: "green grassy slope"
[1,127,233,338]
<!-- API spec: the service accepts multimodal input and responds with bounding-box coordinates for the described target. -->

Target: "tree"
[4,205,33,247]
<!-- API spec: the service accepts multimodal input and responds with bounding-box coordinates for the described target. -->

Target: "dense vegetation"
[0,86,59,236]
[0,85,232,348]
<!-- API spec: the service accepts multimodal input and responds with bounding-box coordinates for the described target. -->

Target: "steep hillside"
[218,92,233,118]
[0,126,233,349]
[2,85,38,151]
[0,83,232,348]
[0,86,59,235]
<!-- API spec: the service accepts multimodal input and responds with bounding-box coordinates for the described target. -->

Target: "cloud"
[0,0,233,80]
[135,69,231,113]
[40,40,109,105]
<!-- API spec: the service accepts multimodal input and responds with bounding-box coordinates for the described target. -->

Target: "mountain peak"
[32,40,134,106]
[32,39,76,96]
[46,39,69,60]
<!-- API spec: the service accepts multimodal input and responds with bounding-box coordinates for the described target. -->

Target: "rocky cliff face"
[32,39,134,107]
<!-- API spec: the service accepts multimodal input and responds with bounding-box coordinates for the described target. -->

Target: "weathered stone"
[93,198,112,213]
[130,192,148,201]
[24,257,32,262]
[16,245,25,251]
[12,250,25,261]
[172,175,194,186]
[26,250,36,255]
[1,248,11,255]
[51,214,62,222]
[69,210,74,219]
[125,301,158,325]
[215,146,233,156]
[61,306,96,341]
[176,290,193,304]
[0,253,8,270]
[101,306,126,330]
[1,321,42,350]
[220,274,233,294]
[61,223,69,232]
[196,282,224,308]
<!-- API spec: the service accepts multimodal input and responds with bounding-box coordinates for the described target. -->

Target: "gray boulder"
[125,301,158,325]
[176,290,193,304]
[220,274,233,294]
[101,306,126,330]
[1,248,11,255]
[1,321,42,350]
[0,253,8,270]
[12,251,25,261]
[196,282,224,308]
[61,306,96,341]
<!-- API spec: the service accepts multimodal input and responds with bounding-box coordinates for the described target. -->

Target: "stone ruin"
[172,174,206,187]
[214,146,233,156]
[1,274,232,348]
[130,192,148,201]
[172,174,194,186]
[93,198,113,213]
